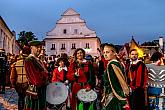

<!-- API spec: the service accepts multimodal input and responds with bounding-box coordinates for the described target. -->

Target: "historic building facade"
[0,16,16,54]
[44,8,101,57]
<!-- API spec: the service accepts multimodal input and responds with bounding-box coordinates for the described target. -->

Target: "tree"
[17,31,38,49]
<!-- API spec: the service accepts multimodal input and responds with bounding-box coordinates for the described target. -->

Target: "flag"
[119,43,129,59]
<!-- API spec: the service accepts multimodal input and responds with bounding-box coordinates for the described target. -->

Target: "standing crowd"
[0,40,165,110]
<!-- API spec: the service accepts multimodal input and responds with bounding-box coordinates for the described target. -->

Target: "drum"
[77,89,97,103]
[148,87,165,110]
[46,82,68,105]
[77,89,97,110]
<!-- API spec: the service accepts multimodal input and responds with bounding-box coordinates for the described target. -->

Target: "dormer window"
[63,29,67,34]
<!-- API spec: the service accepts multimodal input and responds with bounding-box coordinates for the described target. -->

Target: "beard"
[131,57,138,61]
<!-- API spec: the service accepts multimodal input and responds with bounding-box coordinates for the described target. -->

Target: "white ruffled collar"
[130,59,140,64]
[58,66,67,72]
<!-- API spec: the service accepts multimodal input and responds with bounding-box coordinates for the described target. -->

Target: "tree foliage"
[17,31,38,49]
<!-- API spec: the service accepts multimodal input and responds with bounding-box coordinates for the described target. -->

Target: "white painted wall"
[44,8,101,57]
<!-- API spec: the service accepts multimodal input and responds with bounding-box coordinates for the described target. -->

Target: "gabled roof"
[129,36,144,57]
[62,8,80,16]
[130,36,139,51]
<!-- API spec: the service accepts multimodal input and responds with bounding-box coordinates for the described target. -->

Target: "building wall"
[15,41,21,55]
[0,16,16,54]
[47,23,96,38]
[45,37,100,56]
[44,8,101,57]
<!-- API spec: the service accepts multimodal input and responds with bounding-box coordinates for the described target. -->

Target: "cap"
[85,54,93,60]
[56,57,68,66]
[0,48,5,52]
[104,43,117,53]
[29,40,42,46]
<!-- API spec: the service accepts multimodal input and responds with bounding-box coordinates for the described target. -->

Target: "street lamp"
[84,48,91,54]
[159,36,164,54]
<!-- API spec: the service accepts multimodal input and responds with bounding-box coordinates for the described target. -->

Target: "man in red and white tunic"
[127,49,148,110]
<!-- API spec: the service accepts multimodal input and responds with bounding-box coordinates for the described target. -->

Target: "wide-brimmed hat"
[56,57,69,67]
[85,54,93,60]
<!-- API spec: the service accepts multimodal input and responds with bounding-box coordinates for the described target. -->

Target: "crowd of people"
[0,40,165,110]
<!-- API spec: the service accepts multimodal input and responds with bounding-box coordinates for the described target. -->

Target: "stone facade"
[0,16,16,54]
[44,8,101,57]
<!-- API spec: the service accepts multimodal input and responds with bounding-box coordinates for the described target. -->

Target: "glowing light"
[136,48,144,58]
[159,37,163,49]
[84,48,91,53]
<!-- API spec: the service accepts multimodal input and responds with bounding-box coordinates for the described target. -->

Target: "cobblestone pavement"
[0,87,18,110]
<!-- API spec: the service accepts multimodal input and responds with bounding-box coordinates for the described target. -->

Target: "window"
[61,43,65,50]
[71,43,76,49]
[74,29,78,34]
[63,29,67,34]
[51,44,55,50]
[85,43,90,48]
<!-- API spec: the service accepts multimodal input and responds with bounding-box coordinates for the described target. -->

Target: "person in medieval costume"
[85,54,101,110]
[38,48,47,69]
[127,49,148,110]
[66,48,96,110]
[0,48,8,94]
[52,57,68,83]
[101,43,130,110]
[96,43,109,110]
[146,51,165,110]
[47,56,55,82]
[51,57,69,109]
[97,43,108,83]
[24,40,48,110]
[10,46,31,110]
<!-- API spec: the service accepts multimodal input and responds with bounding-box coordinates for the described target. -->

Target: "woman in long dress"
[67,48,96,110]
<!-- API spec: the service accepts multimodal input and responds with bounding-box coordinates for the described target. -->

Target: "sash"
[107,61,129,101]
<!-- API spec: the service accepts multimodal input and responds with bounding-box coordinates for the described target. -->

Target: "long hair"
[73,48,85,60]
